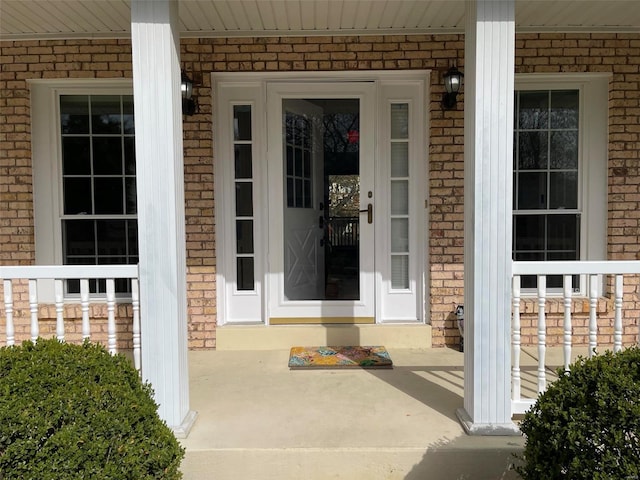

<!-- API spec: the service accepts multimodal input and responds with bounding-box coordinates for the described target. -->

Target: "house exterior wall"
[1,33,639,349]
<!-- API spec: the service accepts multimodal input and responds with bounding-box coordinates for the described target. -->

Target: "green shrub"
[517,346,640,479]
[0,338,184,479]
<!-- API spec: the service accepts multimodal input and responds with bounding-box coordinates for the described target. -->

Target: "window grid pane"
[285,112,313,209]
[390,103,410,290]
[60,94,137,294]
[513,90,580,290]
[233,105,255,291]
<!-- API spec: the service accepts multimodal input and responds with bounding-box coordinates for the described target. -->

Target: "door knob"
[359,203,373,224]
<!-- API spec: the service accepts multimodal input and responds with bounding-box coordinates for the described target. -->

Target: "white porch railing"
[0,265,141,372]
[511,260,640,414]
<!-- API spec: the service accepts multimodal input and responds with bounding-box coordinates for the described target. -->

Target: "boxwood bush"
[517,346,640,480]
[0,338,184,479]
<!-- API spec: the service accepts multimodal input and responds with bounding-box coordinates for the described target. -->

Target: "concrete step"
[182,438,524,479]
[216,324,433,350]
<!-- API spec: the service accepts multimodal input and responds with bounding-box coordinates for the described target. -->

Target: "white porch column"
[131,0,196,436]
[456,0,519,435]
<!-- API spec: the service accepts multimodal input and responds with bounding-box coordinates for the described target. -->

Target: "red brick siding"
[1,33,639,349]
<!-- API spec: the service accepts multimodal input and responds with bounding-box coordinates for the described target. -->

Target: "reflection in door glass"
[282,99,360,301]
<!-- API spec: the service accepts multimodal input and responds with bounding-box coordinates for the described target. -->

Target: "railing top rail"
[0,264,139,280]
[513,260,640,276]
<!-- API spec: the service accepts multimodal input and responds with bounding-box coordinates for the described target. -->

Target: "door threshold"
[269,317,375,325]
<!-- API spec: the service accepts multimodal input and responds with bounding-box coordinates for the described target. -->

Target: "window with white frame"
[513,75,608,292]
[59,94,138,293]
[31,81,138,298]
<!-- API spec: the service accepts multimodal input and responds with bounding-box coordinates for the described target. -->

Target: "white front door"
[282,100,325,301]
[267,82,376,323]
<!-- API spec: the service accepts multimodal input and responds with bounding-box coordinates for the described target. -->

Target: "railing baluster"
[563,275,572,372]
[3,280,15,346]
[106,279,116,355]
[614,274,623,353]
[0,266,139,373]
[28,279,39,341]
[80,279,90,340]
[512,275,522,402]
[537,275,547,393]
[132,278,141,372]
[54,279,65,342]
[589,274,598,357]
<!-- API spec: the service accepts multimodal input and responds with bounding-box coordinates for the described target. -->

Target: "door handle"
[359,203,373,224]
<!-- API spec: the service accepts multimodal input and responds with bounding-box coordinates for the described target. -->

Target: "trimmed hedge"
[517,347,640,479]
[0,339,184,479]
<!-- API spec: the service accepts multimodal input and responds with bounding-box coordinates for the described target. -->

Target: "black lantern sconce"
[442,66,464,110]
[181,70,197,116]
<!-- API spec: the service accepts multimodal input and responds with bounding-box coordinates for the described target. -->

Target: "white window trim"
[515,73,609,295]
[29,79,134,302]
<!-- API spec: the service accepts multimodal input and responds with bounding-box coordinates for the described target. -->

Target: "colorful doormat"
[288,346,393,369]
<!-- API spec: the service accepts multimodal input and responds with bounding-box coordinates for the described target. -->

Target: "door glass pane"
[236,220,254,254]
[234,105,252,141]
[234,145,252,178]
[391,181,409,215]
[391,218,409,252]
[391,104,408,139]
[235,182,253,217]
[283,98,360,301]
[233,105,255,291]
[237,257,255,290]
[390,102,410,290]
[391,255,409,289]
[391,143,409,177]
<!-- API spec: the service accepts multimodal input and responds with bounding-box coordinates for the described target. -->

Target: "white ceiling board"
[241,1,267,31]
[340,0,359,30]
[255,1,278,30]
[1,0,640,39]
[314,0,330,30]
[326,1,343,31]
[363,1,388,32]
[270,1,290,31]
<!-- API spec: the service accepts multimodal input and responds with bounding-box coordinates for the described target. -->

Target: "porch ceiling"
[1,0,639,40]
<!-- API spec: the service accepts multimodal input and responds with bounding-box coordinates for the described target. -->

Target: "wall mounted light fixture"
[181,70,197,116]
[442,66,464,110]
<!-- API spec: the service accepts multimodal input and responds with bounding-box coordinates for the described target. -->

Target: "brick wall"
[1,33,639,349]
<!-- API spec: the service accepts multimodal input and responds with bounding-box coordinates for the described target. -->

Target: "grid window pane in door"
[513,90,580,290]
[390,103,410,289]
[233,105,255,291]
[60,94,137,294]
[285,112,313,209]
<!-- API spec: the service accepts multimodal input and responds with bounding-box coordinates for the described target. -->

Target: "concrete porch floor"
[178,346,551,479]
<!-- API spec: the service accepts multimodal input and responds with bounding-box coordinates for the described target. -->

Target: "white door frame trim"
[213,70,429,326]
